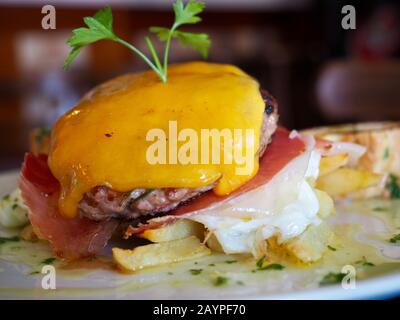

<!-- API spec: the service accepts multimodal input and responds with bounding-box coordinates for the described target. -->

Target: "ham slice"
[20,128,306,249]
[125,127,305,237]
[19,153,118,260]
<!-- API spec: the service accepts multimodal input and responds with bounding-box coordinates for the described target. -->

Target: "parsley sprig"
[64,1,211,83]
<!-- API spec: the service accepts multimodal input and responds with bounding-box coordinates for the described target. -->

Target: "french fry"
[206,233,224,253]
[284,222,334,263]
[315,189,335,218]
[319,153,349,176]
[138,219,204,243]
[112,236,211,272]
[316,168,383,197]
[302,122,400,198]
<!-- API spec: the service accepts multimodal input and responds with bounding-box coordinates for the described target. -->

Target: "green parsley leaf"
[70,6,115,45]
[150,27,211,58]
[2,194,10,201]
[41,257,56,265]
[65,1,210,83]
[173,0,205,26]
[93,6,113,31]
[208,263,215,267]
[386,174,400,199]
[327,245,337,251]
[148,26,170,42]
[174,30,210,58]
[64,6,164,80]
[65,6,116,69]
[189,269,203,275]
[319,272,346,286]
[0,236,20,245]
[64,47,82,71]
[214,276,228,286]
[259,263,285,271]
[389,234,400,244]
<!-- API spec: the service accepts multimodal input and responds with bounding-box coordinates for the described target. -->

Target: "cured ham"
[19,153,118,260]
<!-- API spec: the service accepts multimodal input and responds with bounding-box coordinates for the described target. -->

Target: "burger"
[17,3,383,268]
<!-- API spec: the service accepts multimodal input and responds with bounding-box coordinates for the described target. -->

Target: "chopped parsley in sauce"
[41,257,56,265]
[389,234,400,244]
[214,276,229,286]
[320,272,346,286]
[0,236,20,245]
[387,174,400,198]
[189,269,203,275]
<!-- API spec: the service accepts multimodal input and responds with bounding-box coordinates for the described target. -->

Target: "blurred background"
[0,0,399,171]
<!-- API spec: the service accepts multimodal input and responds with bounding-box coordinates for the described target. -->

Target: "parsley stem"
[145,36,163,74]
[115,37,166,82]
[163,22,179,82]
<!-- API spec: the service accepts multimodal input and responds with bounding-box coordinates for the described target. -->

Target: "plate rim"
[1,169,399,300]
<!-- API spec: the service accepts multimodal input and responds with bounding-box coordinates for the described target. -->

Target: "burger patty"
[79,89,279,221]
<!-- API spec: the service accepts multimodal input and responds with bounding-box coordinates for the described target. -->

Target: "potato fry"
[112,236,211,272]
[315,189,335,218]
[138,219,204,243]
[284,222,334,263]
[319,153,349,176]
[316,168,383,197]
[302,122,400,199]
[206,233,224,253]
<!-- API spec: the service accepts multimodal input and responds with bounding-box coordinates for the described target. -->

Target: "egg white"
[183,135,322,257]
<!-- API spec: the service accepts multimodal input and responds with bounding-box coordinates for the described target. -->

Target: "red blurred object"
[352,5,400,60]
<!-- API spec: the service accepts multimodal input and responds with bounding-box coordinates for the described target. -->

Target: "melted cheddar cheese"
[49,62,265,218]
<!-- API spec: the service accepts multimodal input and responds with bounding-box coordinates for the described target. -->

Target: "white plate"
[0,170,399,300]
